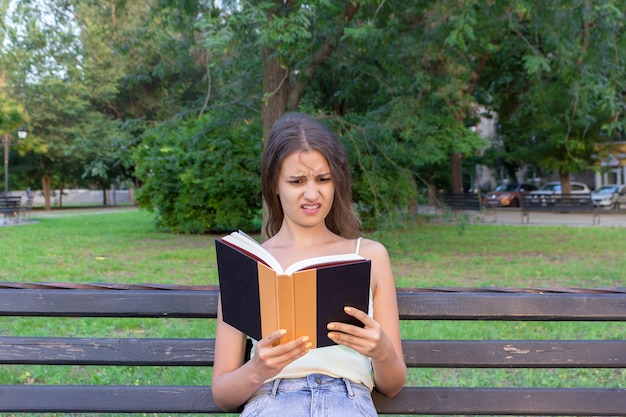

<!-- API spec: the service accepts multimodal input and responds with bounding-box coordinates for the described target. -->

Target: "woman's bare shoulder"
[358,238,389,259]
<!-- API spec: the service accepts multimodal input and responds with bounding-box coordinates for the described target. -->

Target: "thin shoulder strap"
[355,237,363,255]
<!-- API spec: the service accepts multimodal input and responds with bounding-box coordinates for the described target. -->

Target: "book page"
[284,253,366,275]
[221,230,366,275]
[221,231,283,273]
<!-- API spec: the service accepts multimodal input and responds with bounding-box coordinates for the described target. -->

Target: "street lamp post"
[3,126,28,196]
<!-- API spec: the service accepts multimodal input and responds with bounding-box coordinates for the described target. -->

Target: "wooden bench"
[439,192,496,222]
[0,195,22,223]
[521,193,599,225]
[0,283,625,415]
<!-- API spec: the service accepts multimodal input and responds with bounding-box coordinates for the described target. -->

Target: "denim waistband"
[260,374,367,399]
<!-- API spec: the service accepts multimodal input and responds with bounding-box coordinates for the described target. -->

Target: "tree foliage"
[476,1,626,191]
[134,111,262,233]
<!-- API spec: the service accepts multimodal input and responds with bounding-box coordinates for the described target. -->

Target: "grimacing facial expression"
[276,150,335,229]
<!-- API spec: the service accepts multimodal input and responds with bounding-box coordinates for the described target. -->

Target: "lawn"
[1,208,623,416]
[3,208,626,287]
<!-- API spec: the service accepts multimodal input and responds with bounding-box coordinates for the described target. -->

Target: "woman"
[212,113,406,416]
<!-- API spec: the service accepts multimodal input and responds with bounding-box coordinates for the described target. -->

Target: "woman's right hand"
[249,329,312,382]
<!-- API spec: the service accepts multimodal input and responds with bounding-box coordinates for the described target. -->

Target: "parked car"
[483,183,537,207]
[527,181,592,205]
[591,184,626,210]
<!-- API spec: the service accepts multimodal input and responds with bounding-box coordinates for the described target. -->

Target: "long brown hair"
[261,113,362,239]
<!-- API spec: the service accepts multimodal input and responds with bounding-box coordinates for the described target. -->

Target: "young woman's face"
[276,150,335,229]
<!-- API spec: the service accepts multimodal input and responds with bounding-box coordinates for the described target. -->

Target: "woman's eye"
[318,177,331,183]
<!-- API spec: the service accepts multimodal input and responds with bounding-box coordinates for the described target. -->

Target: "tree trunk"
[450,53,490,195]
[261,47,289,144]
[451,153,463,193]
[560,171,571,194]
[58,179,64,208]
[41,174,52,211]
[261,45,290,240]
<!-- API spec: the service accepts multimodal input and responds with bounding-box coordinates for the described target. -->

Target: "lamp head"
[17,126,28,139]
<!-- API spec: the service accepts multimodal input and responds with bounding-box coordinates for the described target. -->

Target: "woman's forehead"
[280,150,330,175]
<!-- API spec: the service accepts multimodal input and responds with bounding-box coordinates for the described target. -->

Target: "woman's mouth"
[302,203,321,214]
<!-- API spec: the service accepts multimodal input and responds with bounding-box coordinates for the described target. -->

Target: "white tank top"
[251,237,374,390]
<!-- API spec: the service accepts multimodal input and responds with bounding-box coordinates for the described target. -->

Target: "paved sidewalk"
[1,206,138,226]
[488,208,626,227]
[420,205,626,227]
[4,205,626,227]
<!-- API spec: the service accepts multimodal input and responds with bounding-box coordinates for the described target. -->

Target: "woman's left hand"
[326,306,393,361]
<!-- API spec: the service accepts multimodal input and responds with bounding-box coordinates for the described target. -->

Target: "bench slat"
[2,338,625,368]
[0,289,218,318]
[0,337,215,365]
[0,386,624,415]
[397,290,626,320]
[0,385,219,413]
[401,340,626,367]
[3,289,626,320]
[372,387,626,415]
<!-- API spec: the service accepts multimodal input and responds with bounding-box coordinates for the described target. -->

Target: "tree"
[134,0,489,231]
[0,77,30,195]
[476,1,626,192]
[1,1,114,207]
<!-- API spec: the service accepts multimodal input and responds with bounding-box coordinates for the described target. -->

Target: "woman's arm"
[326,240,407,397]
[211,296,312,411]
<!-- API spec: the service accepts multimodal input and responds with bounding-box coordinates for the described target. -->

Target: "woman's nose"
[303,181,319,200]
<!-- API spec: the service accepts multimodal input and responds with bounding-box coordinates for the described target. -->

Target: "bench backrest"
[440,193,483,210]
[0,283,625,415]
[521,193,594,208]
[0,196,21,208]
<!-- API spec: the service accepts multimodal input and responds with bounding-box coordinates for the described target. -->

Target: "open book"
[215,230,371,348]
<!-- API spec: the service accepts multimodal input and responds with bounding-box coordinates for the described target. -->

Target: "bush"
[134,114,262,233]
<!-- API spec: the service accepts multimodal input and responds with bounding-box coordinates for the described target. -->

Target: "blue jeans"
[241,373,378,417]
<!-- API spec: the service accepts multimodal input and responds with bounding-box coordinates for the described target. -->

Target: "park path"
[4,205,626,227]
[418,205,626,227]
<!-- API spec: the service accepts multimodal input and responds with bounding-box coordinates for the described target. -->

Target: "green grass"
[4,209,626,287]
[2,209,215,284]
[1,208,624,416]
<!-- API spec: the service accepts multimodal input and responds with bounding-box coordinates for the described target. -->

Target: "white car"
[591,184,626,210]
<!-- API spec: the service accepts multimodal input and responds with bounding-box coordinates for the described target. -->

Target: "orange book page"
[277,274,295,343]
[258,264,278,341]
[293,269,317,347]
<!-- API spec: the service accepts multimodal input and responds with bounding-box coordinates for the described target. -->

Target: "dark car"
[483,183,537,207]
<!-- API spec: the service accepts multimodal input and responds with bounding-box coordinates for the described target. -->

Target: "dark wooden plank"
[3,288,626,320]
[402,340,626,367]
[0,385,624,415]
[397,291,626,320]
[0,385,223,413]
[3,338,625,368]
[372,387,626,415]
[0,337,215,365]
[0,289,219,318]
